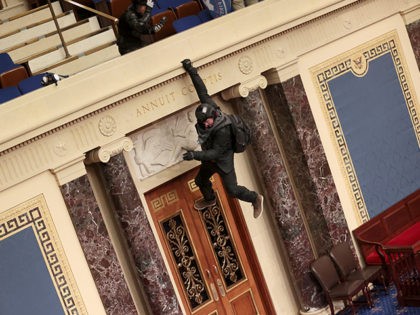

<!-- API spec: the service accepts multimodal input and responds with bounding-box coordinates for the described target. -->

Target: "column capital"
[221,75,268,100]
[85,137,134,164]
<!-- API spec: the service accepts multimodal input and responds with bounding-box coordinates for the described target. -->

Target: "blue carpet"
[340,285,420,314]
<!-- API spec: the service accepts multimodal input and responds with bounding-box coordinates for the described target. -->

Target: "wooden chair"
[0,66,29,88]
[330,242,387,295]
[311,254,371,315]
[151,10,177,42]
[108,0,131,18]
[174,0,201,19]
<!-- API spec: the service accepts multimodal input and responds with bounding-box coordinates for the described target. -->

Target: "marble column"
[61,175,137,315]
[99,154,182,315]
[266,78,351,246]
[406,20,420,69]
[234,91,324,310]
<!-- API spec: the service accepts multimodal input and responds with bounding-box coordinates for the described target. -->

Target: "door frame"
[143,166,276,314]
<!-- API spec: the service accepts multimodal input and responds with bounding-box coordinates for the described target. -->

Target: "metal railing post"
[47,0,71,58]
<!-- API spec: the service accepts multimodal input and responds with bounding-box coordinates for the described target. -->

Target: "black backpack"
[227,114,251,153]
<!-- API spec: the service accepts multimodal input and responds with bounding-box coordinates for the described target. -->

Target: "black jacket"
[195,115,234,173]
[117,5,153,55]
[188,68,234,173]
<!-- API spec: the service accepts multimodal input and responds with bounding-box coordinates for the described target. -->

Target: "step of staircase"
[0,11,76,51]
[28,26,116,73]
[7,16,101,64]
[45,42,120,75]
[0,2,27,22]
[0,1,62,37]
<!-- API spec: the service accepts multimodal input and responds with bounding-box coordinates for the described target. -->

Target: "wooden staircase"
[0,0,120,82]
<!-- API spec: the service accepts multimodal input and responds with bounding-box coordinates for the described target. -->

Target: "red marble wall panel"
[234,91,324,310]
[270,77,351,246]
[407,20,420,70]
[61,175,137,315]
[100,154,182,315]
[265,83,333,256]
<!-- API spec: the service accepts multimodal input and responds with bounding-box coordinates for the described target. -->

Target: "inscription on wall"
[136,73,222,117]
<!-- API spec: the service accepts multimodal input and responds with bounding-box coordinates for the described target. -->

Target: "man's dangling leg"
[194,162,217,210]
[220,169,264,218]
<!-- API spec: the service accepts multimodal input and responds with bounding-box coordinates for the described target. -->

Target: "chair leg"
[348,299,356,315]
[364,285,373,307]
[326,297,335,315]
[380,272,388,294]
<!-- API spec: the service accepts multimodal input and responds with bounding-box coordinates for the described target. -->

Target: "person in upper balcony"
[181,58,264,219]
[117,0,167,55]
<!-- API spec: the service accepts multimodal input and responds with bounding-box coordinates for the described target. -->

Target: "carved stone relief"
[129,107,200,180]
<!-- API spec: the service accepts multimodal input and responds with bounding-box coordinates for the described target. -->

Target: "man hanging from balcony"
[181,59,264,219]
[117,0,167,55]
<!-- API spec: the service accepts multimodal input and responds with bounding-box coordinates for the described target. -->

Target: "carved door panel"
[145,167,268,315]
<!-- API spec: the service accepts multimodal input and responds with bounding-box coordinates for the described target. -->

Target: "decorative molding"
[221,75,268,100]
[264,59,299,85]
[310,30,420,223]
[0,194,87,314]
[85,137,133,164]
[51,155,87,186]
[0,0,418,192]
[98,115,117,137]
[238,55,254,75]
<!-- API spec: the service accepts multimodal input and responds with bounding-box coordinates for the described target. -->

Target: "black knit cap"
[195,103,216,123]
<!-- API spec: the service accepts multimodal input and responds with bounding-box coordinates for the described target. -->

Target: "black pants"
[195,161,257,203]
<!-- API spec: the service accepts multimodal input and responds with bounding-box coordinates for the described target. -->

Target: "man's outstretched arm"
[181,59,216,106]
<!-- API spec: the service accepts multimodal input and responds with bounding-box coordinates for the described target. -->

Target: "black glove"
[181,59,196,73]
[153,16,167,32]
[182,151,195,161]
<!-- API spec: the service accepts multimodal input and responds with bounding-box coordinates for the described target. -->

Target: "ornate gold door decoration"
[161,213,210,310]
[200,200,244,288]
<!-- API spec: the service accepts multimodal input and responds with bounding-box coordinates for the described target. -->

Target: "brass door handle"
[206,269,220,301]
[216,278,226,297]
[210,282,219,301]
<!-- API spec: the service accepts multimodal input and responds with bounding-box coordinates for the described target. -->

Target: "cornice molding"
[51,155,87,186]
[0,0,418,192]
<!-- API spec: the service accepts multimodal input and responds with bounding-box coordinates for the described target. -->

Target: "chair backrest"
[0,66,29,88]
[151,10,177,41]
[172,15,202,33]
[18,74,45,94]
[0,53,17,74]
[311,255,341,292]
[174,0,201,18]
[109,0,131,18]
[0,86,21,104]
[329,243,358,279]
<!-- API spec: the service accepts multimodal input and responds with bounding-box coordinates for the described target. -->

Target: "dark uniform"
[181,59,263,217]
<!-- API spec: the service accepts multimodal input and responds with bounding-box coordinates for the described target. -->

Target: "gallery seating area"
[0,0,224,104]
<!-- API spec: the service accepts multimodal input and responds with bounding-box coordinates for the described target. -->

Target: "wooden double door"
[145,167,273,315]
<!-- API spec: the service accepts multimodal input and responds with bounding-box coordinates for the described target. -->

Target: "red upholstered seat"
[365,221,420,265]
[387,221,420,246]
[365,249,388,265]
